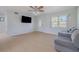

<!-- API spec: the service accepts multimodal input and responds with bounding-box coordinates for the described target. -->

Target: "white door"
[0,16,6,33]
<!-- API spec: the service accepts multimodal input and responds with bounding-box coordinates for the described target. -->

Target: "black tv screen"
[21,16,31,23]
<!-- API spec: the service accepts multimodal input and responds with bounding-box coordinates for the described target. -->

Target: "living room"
[0,6,79,52]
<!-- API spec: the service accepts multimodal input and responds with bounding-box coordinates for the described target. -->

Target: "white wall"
[0,7,77,36]
[0,11,7,33]
[6,11,35,36]
[36,7,77,34]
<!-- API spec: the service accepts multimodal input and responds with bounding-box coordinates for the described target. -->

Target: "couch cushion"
[55,44,78,52]
[55,39,79,52]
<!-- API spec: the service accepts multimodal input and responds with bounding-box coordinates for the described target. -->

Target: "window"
[51,15,68,28]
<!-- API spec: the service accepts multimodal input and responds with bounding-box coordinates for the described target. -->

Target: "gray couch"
[55,30,79,52]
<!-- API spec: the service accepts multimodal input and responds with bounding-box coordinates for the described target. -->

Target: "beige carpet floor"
[0,32,56,52]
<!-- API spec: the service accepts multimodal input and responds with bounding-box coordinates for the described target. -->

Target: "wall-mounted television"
[21,16,32,23]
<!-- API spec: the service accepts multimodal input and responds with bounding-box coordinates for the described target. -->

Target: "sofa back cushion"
[71,30,79,48]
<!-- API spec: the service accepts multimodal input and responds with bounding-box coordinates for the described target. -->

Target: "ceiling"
[0,6,76,15]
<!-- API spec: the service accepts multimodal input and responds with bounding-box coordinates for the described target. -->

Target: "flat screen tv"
[21,16,31,23]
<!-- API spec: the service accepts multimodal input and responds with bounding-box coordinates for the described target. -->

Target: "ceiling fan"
[28,6,44,15]
[29,6,44,12]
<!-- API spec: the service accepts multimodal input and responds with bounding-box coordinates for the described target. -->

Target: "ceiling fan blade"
[38,6,44,9]
[29,6,35,9]
[39,10,44,12]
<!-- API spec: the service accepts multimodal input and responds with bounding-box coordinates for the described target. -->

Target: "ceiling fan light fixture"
[33,11,40,15]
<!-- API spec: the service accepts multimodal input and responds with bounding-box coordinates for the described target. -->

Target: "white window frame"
[51,15,69,28]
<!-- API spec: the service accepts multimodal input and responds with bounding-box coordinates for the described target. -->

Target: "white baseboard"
[38,31,58,35]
